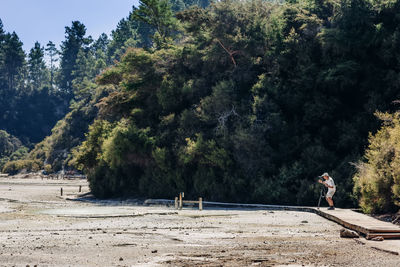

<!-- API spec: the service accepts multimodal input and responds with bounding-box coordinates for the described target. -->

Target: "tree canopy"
[71,0,400,207]
[2,0,400,211]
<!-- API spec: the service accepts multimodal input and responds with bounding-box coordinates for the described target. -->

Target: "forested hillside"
[74,0,400,207]
[0,22,66,144]
[1,0,210,172]
[3,0,400,210]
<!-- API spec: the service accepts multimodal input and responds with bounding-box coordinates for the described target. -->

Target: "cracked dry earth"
[0,176,399,266]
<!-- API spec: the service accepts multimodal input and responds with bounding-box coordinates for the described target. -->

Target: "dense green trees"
[45,41,59,88]
[28,42,49,91]
[0,26,65,144]
[4,0,400,210]
[25,0,211,170]
[353,113,400,214]
[0,0,211,156]
[0,130,27,170]
[1,31,25,91]
[0,18,110,146]
[71,0,400,207]
[59,21,92,96]
[132,0,180,48]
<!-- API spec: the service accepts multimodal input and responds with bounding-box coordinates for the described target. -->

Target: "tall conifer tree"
[59,21,91,96]
[28,42,49,90]
[45,41,59,89]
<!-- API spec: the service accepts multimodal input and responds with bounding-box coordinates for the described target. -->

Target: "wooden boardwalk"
[145,199,400,239]
[315,208,400,239]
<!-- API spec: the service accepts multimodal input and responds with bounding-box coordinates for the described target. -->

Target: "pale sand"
[0,176,399,266]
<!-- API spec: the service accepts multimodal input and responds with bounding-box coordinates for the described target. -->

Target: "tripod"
[317,185,326,209]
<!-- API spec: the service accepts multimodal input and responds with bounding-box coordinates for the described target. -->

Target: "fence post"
[199,197,203,211]
[175,197,178,209]
[179,192,183,210]
[60,187,63,196]
[79,185,82,192]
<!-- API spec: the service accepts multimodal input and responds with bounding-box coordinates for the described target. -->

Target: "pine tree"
[92,34,108,70]
[0,19,6,90]
[92,33,109,59]
[1,32,25,91]
[59,21,91,96]
[71,48,96,98]
[28,42,49,90]
[108,16,141,61]
[132,0,179,49]
[0,19,5,42]
[45,41,59,89]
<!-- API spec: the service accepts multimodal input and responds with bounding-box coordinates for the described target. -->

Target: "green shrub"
[2,159,43,175]
[353,112,400,214]
[44,164,53,173]
[0,130,27,171]
[0,130,23,158]
[9,147,28,161]
[0,157,10,171]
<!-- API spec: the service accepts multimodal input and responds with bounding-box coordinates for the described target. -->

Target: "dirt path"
[0,176,399,266]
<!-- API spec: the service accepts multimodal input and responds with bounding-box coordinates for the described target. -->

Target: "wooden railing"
[174,192,203,211]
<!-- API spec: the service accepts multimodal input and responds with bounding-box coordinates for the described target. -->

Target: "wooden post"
[179,192,183,210]
[175,197,178,209]
[60,187,63,196]
[199,197,203,211]
[79,185,82,192]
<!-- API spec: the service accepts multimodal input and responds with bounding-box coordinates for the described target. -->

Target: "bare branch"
[216,106,239,131]
[216,38,238,67]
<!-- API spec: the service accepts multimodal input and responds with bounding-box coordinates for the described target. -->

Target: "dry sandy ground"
[0,176,399,266]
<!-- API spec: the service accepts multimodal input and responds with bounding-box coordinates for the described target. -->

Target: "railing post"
[179,192,183,210]
[199,197,203,211]
[175,197,178,209]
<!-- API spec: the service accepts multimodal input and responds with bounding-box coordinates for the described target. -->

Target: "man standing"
[318,172,336,210]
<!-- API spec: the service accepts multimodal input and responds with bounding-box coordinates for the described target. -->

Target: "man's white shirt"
[326,177,336,190]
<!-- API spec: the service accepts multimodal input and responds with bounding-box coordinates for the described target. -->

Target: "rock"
[119,257,124,261]
[301,220,308,223]
[152,250,158,253]
[340,228,359,238]
[371,236,384,241]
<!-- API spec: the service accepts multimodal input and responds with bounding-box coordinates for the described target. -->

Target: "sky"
[0,0,140,52]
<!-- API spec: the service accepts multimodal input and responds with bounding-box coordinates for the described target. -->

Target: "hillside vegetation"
[2,0,400,211]
[0,0,210,173]
[74,0,400,207]
[353,112,400,213]
[0,130,27,170]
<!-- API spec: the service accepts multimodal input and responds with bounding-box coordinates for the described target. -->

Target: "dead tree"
[216,106,239,133]
[216,38,239,67]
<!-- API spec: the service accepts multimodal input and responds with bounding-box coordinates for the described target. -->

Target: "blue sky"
[0,0,140,52]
